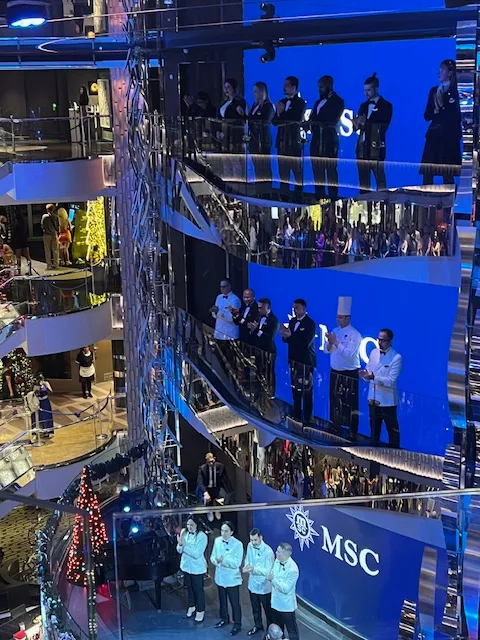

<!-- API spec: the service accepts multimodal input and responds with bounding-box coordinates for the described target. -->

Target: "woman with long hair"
[217,78,247,186]
[176,515,208,623]
[420,59,462,184]
[246,81,275,191]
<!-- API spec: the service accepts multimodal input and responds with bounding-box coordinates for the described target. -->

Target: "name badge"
[257,330,263,337]
[300,328,305,331]
[449,97,455,104]
[240,318,245,324]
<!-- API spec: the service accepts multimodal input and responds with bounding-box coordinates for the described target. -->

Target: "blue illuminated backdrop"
[243,37,456,193]
[248,261,458,455]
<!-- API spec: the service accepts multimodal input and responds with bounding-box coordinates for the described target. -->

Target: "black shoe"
[247,627,263,636]
[214,620,228,629]
[83,394,88,399]
[88,393,93,398]
[229,627,241,637]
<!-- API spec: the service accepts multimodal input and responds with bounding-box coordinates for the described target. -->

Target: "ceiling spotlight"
[260,3,275,19]
[260,41,276,64]
[7,0,48,28]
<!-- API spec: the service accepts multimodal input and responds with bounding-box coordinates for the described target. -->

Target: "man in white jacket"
[210,521,243,636]
[360,327,402,448]
[267,543,299,640]
[242,528,275,636]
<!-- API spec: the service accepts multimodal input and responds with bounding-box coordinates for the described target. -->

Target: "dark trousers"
[369,404,400,448]
[357,159,386,193]
[255,352,276,398]
[290,362,313,424]
[184,572,205,612]
[329,369,359,437]
[272,610,299,640]
[250,591,272,630]
[81,376,93,395]
[278,149,303,192]
[311,152,339,200]
[218,585,242,627]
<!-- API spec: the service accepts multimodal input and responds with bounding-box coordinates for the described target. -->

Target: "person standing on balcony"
[243,81,275,192]
[41,204,59,270]
[243,528,275,636]
[360,328,402,448]
[325,296,362,441]
[218,79,247,186]
[10,210,31,276]
[354,73,393,193]
[197,451,230,522]
[210,279,241,365]
[279,298,316,424]
[1,357,16,401]
[211,520,243,636]
[230,288,258,346]
[75,346,95,399]
[248,297,279,399]
[273,76,306,194]
[308,75,345,201]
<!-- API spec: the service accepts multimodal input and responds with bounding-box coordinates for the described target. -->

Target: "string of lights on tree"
[66,465,108,586]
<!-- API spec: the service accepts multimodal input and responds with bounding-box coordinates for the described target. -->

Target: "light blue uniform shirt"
[176,529,208,575]
[210,536,243,587]
[244,541,275,595]
[271,557,299,613]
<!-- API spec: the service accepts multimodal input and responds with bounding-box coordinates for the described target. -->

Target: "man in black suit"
[354,72,393,193]
[230,288,258,346]
[273,76,306,194]
[248,297,279,398]
[279,298,317,423]
[308,76,345,201]
[197,452,230,521]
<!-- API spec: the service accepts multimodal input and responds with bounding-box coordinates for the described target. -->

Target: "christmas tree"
[1,348,35,398]
[66,466,108,586]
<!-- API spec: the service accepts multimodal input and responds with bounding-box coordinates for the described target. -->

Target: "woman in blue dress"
[33,374,54,438]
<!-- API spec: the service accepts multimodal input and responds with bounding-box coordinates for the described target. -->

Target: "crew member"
[308,75,345,201]
[176,515,208,623]
[211,521,243,636]
[354,73,393,193]
[243,528,275,636]
[279,298,316,423]
[197,452,229,522]
[210,279,241,364]
[231,288,258,346]
[273,76,306,193]
[360,328,402,447]
[325,296,362,440]
[249,297,279,398]
[267,543,299,640]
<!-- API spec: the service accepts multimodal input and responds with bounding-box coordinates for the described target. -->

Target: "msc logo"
[286,506,380,576]
[321,526,380,577]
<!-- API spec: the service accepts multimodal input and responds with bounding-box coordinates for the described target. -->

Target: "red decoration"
[66,465,108,586]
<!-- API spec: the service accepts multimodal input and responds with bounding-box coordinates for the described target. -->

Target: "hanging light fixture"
[7,0,48,28]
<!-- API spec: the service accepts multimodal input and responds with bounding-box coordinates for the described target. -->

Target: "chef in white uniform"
[326,296,362,440]
[210,279,241,341]
[267,543,299,640]
[360,327,402,447]
[242,528,275,636]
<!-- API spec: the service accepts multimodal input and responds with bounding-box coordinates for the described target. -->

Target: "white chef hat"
[337,296,352,316]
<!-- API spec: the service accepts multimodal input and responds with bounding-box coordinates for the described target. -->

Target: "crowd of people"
[181,60,462,196]
[209,280,403,447]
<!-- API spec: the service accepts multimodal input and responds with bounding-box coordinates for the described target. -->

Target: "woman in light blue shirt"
[210,520,243,636]
[177,515,208,623]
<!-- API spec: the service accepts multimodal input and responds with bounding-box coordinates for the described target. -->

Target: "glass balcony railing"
[174,308,452,456]
[106,489,477,640]
[0,115,113,162]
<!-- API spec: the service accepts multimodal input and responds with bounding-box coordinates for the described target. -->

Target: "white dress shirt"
[210,536,243,587]
[176,530,208,575]
[327,324,362,371]
[271,557,299,612]
[212,291,241,340]
[366,347,402,407]
[244,541,275,595]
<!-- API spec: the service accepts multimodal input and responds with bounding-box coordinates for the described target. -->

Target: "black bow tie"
[223,295,228,299]
[223,540,229,545]
[380,350,386,355]
[368,100,377,105]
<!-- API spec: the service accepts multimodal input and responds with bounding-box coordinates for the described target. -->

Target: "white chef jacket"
[176,529,208,575]
[327,324,361,371]
[244,541,275,595]
[210,536,243,587]
[366,347,402,407]
[271,557,299,613]
[212,292,241,340]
